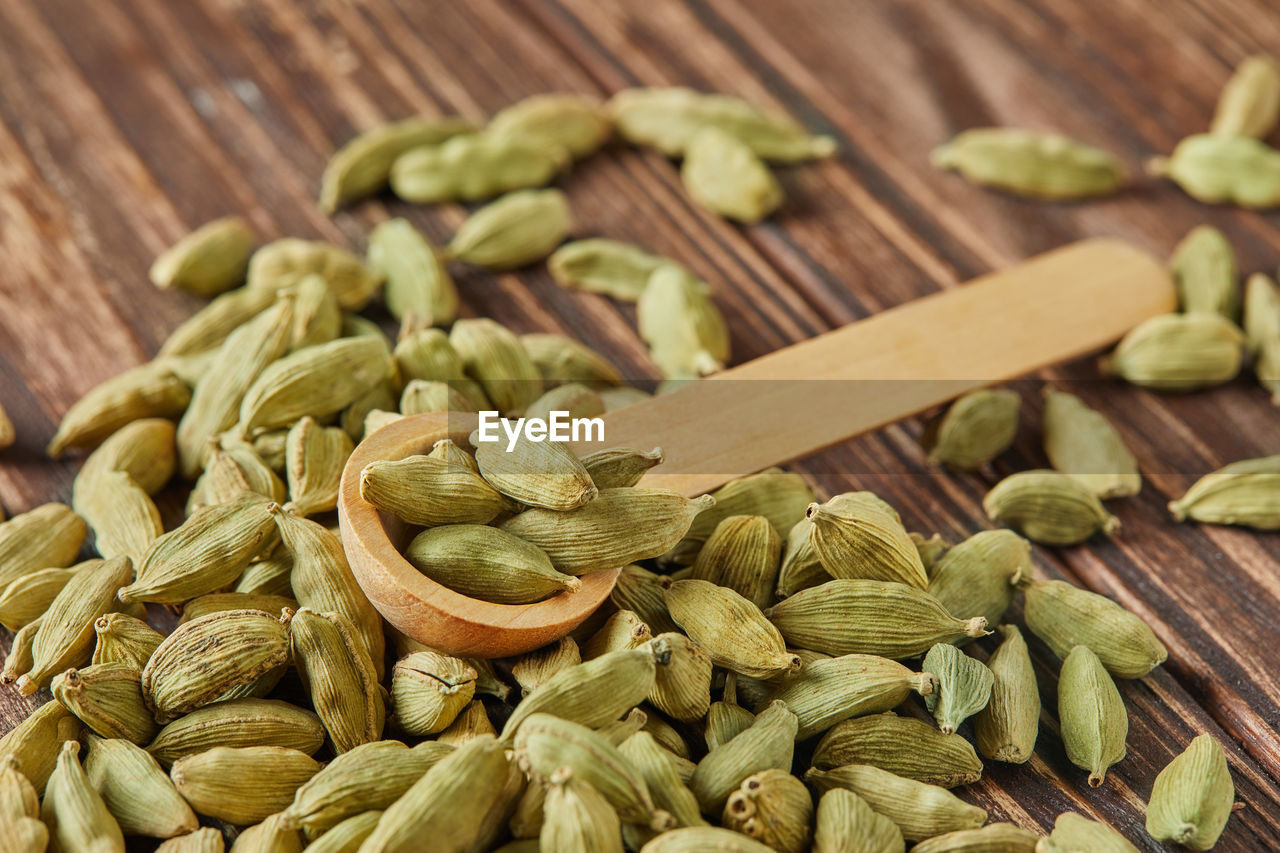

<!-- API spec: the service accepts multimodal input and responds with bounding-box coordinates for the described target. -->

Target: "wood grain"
[1,0,1278,849]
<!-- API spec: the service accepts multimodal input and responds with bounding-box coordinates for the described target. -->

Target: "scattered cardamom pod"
[83,734,198,839]
[912,823,1040,853]
[689,700,797,814]
[291,608,385,752]
[390,133,565,203]
[367,217,458,326]
[974,625,1040,764]
[158,286,277,358]
[983,470,1120,545]
[1042,387,1142,498]
[647,632,712,723]
[722,768,812,853]
[0,700,82,794]
[931,128,1125,199]
[1170,225,1237,319]
[0,503,88,587]
[547,239,669,301]
[1024,579,1167,678]
[52,663,158,745]
[246,238,382,311]
[922,644,994,734]
[805,763,987,842]
[0,753,49,853]
[520,332,625,386]
[806,492,928,589]
[682,127,783,222]
[283,416,352,517]
[770,655,937,741]
[1145,734,1235,851]
[1244,272,1280,403]
[155,826,226,852]
[1038,812,1138,853]
[150,216,254,297]
[618,731,705,830]
[41,740,125,853]
[581,610,652,661]
[582,446,664,490]
[146,697,325,767]
[523,382,605,424]
[638,263,731,379]
[775,517,829,597]
[228,812,302,852]
[540,765,624,853]
[812,787,904,853]
[0,566,80,632]
[359,454,506,526]
[92,612,164,671]
[489,93,611,159]
[1168,454,1280,529]
[672,468,814,565]
[927,529,1030,628]
[390,651,476,736]
[511,636,581,696]
[665,579,800,679]
[1149,133,1280,207]
[638,826,774,852]
[449,317,544,414]
[812,712,982,788]
[446,188,572,270]
[690,514,781,608]
[170,745,321,825]
[922,388,1020,469]
[48,360,192,457]
[1212,55,1280,138]
[1058,645,1128,787]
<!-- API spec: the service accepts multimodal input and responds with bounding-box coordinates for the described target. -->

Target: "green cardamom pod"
[511,636,581,696]
[502,489,715,575]
[399,380,477,415]
[682,127,783,223]
[521,332,625,386]
[489,93,611,160]
[446,188,572,270]
[0,503,87,588]
[170,746,320,826]
[911,823,1040,853]
[404,524,579,604]
[0,700,82,794]
[1058,645,1128,787]
[1042,388,1142,498]
[638,263,730,379]
[690,514,781,608]
[48,360,192,458]
[609,565,678,635]
[0,753,49,853]
[927,529,1030,628]
[77,417,177,495]
[582,446,664,490]
[806,492,928,589]
[579,609,651,661]
[146,698,325,767]
[706,678,756,751]
[390,651,476,736]
[770,655,936,741]
[812,712,981,788]
[1168,454,1280,530]
[983,470,1120,545]
[290,608,385,752]
[722,769,812,853]
[913,532,950,575]
[284,416,352,518]
[812,787,904,853]
[1038,812,1138,853]
[922,644,994,734]
[187,441,286,514]
[247,238,382,311]
[805,763,987,842]
[775,517,829,597]
[1024,579,1167,678]
[671,469,814,565]
[449,318,544,414]
[921,388,1020,470]
[931,128,1125,199]
[390,133,565,203]
[473,432,597,511]
[52,663,158,745]
[607,86,835,162]
[229,813,302,852]
[150,216,254,298]
[665,579,800,679]
[618,732,705,829]
[540,766,624,853]
[92,612,164,671]
[1170,225,1237,319]
[359,454,506,526]
[393,329,489,411]
[41,741,125,853]
[974,626,1040,764]
[367,218,458,326]
[547,239,669,302]
[1145,734,1235,851]
[1212,55,1280,138]
[0,566,80,632]
[320,115,475,212]
[154,826,225,852]
[83,734,198,839]
[1149,133,1280,207]
[647,632,713,723]
[158,285,278,358]
[766,579,988,659]
[638,826,775,852]
[689,700,797,814]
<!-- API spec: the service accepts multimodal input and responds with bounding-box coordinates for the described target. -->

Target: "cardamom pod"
[16,556,134,696]
[155,827,225,852]
[501,489,716,575]
[489,93,611,159]
[540,766,624,853]
[805,763,987,842]
[142,609,292,724]
[320,115,475,211]
[359,454,505,526]
[1145,734,1235,851]
[150,216,254,297]
[1212,55,1280,138]
[399,379,476,414]
[1038,812,1138,853]
[304,811,380,853]
[974,626,1040,764]
[342,383,399,443]
[282,740,453,834]
[689,701,797,813]
[912,823,1040,853]
[391,133,565,203]
[404,524,579,604]
[291,608,385,752]
[547,239,669,301]
[449,317,544,414]
[609,565,679,635]
[1149,133,1280,207]
[1245,273,1280,403]
[722,769,812,853]
[607,86,836,162]
[521,332,625,386]
[90,613,161,672]
[446,188,572,270]
[690,514,781,609]
[706,677,755,751]
[48,360,192,457]
[146,697,325,767]
[665,579,800,678]
[171,746,321,825]
[1170,225,1237,319]
[0,567,80,632]
[807,492,928,589]
[0,700,81,794]
[187,441,284,514]
[437,699,497,745]
[931,128,1125,199]
[812,787,904,853]
[1058,645,1128,787]
[158,286,278,358]
[1042,387,1142,498]
[682,127,783,222]
[647,632,712,722]
[249,428,291,473]
[773,653,937,741]
[79,417,177,495]
[500,644,663,741]
[922,644,994,734]
[1024,579,1167,678]
[775,517,829,597]
[511,636,581,696]
[83,734,198,838]
[0,754,49,853]
[283,274,342,350]
[618,732,705,830]
[813,712,982,788]
[473,431,598,511]
[390,651,476,736]
[229,813,302,852]
[983,470,1120,545]
[637,263,730,379]
[0,503,87,587]
[52,663,158,744]
[922,388,1020,470]
[766,579,989,659]
[360,736,519,853]
[281,416,351,517]
[1168,454,1280,529]
[41,740,125,853]
[246,238,382,311]
[639,827,774,852]
[927,529,1030,628]
[367,217,458,326]
[671,468,814,566]
[581,610,652,660]
[76,470,164,563]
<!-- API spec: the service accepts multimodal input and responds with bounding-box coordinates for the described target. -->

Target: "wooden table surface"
[1,0,1279,849]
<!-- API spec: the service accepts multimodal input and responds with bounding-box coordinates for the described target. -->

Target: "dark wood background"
[1,0,1278,849]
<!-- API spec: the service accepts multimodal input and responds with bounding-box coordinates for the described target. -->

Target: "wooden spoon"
[338,238,1174,658]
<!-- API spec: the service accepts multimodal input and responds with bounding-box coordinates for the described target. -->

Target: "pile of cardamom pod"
[0,79,1270,853]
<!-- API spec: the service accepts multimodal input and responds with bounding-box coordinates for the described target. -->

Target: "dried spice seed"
[1145,734,1235,850]
[922,388,1020,470]
[150,216,254,297]
[1058,645,1128,787]
[931,128,1125,199]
